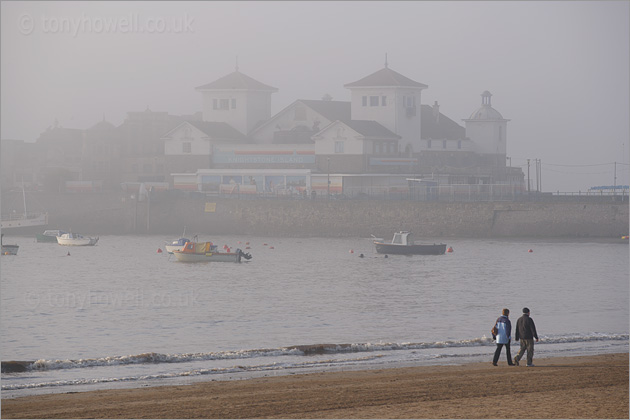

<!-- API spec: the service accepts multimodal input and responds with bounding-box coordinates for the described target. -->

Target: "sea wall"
[4,191,627,238]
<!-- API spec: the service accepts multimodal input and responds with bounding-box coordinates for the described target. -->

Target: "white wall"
[164,123,211,156]
[201,90,273,135]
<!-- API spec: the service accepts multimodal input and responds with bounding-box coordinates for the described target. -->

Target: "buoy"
[528,249,533,253]
[223,245,228,249]
[447,247,453,253]
[384,254,389,258]
[245,246,251,249]
[359,253,365,258]
[245,242,250,245]
[67,251,71,256]
[226,247,231,253]
[157,248,163,253]
[349,249,354,253]
[269,246,274,249]
[263,243,268,246]
[238,241,242,244]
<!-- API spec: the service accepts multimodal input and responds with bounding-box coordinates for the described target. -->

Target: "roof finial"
[235,55,239,72]
[385,53,388,68]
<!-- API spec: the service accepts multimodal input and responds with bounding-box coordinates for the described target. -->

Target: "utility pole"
[527,159,530,194]
[614,161,617,195]
[327,157,330,199]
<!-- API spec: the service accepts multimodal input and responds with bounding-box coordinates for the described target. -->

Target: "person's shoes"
[513,358,519,366]
[526,364,535,367]
[492,362,497,366]
[508,363,515,366]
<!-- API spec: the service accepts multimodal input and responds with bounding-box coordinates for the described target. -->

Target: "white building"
[195,69,278,135]
[343,63,427,155]
[463,90,509,161]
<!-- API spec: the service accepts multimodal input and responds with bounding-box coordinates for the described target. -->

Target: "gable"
[249,100,351,143]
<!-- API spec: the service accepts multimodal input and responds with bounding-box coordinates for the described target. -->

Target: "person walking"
[514,307,539,367]
[492,308,514,366]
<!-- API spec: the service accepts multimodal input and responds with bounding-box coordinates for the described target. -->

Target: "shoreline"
[2,353,627,419]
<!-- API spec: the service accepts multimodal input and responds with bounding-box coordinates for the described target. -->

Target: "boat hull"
[172,251,241,263]
[56,236,99,246]
[1,244,19,255]
[374,242,446,255]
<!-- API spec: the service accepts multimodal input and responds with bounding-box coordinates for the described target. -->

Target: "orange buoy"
[269,246,274,249]
[157,248,163,253]
[223,245,228,249]
[226,247,231,253]
[245,246,251,249]
[349,249,354,253]
[447,247,453,253]
[263,243,268,246]
[246,242,250,245]
[528,249,533,253]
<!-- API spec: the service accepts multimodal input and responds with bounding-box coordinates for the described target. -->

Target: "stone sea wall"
[5,191,627,238]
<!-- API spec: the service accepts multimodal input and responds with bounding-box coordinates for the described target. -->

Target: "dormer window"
[370,96,379,106]
[213,99,229,110]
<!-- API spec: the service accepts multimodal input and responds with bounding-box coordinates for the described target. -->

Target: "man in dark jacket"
[514,307,539,366]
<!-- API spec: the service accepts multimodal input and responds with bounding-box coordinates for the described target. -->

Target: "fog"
[1,1,628,192]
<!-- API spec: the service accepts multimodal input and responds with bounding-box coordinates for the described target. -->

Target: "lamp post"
[327,157,330,198]
[527,159,531,194]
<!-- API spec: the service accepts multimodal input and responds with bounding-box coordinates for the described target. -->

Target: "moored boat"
[165,236,197,254]
[56,232,99,246]
[373,231,446,255]
[36,229,68,243]
[172,241,251,263]
[1,234,19,255]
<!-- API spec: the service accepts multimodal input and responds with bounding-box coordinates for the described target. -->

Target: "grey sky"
[1,1,628,192]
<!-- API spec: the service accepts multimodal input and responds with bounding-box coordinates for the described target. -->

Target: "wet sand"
[2,353,627,419]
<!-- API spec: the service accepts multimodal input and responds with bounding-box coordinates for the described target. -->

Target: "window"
[442,140,447,149]
[403,95,416,107]
[427,140,432,149]
[458,140,462,150]
[220,99,229,110]
[213,99,218,110]
[231,98,237,109]
[183,142,191,153]
[334,141,344,153]
[362,96,367,106]
[381,96,387,106]
[370,96,379,106]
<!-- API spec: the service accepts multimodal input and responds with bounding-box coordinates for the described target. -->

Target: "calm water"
[1,235,628,397]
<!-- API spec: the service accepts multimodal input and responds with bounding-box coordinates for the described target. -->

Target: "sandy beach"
[2,353,627,419]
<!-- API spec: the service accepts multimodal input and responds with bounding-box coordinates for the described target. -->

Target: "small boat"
[373,231,446,255]
[164,228,195,254]
[0,184,48,231]
[1,234,19,255]
[36,229,68,243]
[56,232,99,246]
[172,241,252,263]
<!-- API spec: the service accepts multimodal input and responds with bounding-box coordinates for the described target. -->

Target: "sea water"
[1,235,628,398]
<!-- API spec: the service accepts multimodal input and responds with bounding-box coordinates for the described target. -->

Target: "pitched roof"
[186,120,248,142]
[344,67,428,89]
[298,100,351,122]
[195,71,278,92]
[420,105,465,140]
[343,120,401,139]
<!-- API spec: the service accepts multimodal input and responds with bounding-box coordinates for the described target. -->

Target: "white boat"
[56,233,99,246]
[0,185,48,230]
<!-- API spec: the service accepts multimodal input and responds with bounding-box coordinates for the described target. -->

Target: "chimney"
[432,101,440,123]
